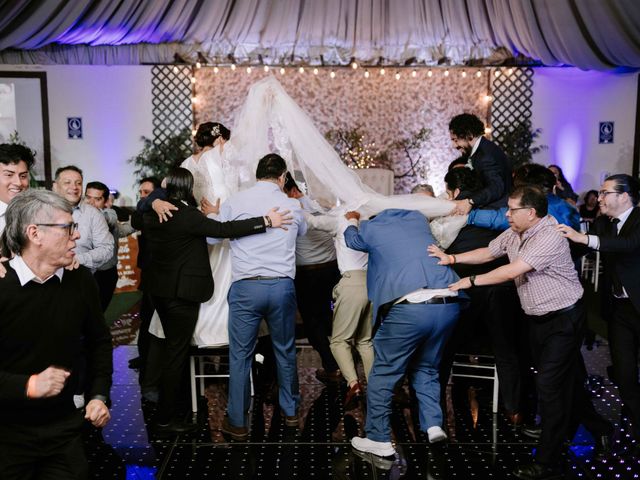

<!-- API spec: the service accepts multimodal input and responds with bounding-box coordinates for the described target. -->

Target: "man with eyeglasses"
[558,173,640,458]
[52,166,113,274]
[429,185,612,480]
[0,189,112,478]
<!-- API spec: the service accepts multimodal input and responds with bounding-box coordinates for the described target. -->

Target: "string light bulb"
[395,71,401,80]
[484,127,492,135]
[380,68,385,76]
[476,70,482,78]
[444,69,449,77]
[213,66,219,74]
[411,69,417,78]
[313,68,319,75]
[191,76,196,84]
[263,65,269,72]
[246,66,252,74]
[173,66,179,73]
[280,67,285,75]
[461,70,467,78]
[508,67,514,75]
[191,129,197,136]
[351,61,358,69]
[330,70,336,79]
[230,64,236,71]
[483,94,493,102]
[494,70,500,77]
[299,66,305,74]
[427,70,433,77]
[364,69,370,78]
[191,97,198,104]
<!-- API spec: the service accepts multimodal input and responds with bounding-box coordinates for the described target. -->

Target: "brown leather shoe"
[221,417,248,441]
[315,368,343,383]
[283,413,299,427]
[344,382,363,410]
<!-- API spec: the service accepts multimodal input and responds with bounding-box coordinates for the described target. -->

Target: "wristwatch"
[469,275,477,287]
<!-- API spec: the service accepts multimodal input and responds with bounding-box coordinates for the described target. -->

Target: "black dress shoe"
[513,462,563,480]
[153,420,198,435]
[506,412,523,426]
[522,425,542,440]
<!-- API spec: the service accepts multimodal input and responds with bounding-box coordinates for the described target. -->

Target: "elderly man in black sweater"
[0,189,113,479]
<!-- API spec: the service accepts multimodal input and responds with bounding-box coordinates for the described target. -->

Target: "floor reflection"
[87,341,640,479]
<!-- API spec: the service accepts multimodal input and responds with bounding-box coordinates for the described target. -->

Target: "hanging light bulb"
[395,71,401,80]
[427,69,433,77]
[351,61,358,69]
[380,68,386,75]
[299,66,305,74]
[494,70,500,77]
[364,69,370,78]
[191,76,196,84]
[191,96,198,104]
[173,66,179,73]
[213,66,219,74]
[191,129,197,136]
[263,65,269,72]
[411,69,417,78]
[246,66,252,74]
[280,67,286,75]
[330,70,336,79]
[230,63,236,71]
[483,94,493,102]
[484,126,492,135]
[461,70,467,78]
[313,67,319,75]
[507,67,514,75]
[444,69,449,77]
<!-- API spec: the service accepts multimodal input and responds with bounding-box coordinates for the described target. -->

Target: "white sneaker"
[351,436,396,457]
[427,426,447,443]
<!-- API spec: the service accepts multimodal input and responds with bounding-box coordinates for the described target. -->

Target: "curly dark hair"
[0,143,35,169]
[448,114,485,139]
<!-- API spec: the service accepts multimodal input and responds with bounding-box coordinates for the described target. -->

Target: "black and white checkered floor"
[84,337,640,479]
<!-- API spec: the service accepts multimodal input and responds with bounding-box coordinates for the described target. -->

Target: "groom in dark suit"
[344,209,464,457]
[558,173,640,454]
[449,113,512,215]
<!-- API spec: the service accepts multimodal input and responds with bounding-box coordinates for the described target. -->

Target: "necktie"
[610,218,624,296]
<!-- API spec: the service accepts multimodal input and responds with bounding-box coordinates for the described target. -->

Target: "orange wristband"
[449,254,456,265]
[26,375,37,399]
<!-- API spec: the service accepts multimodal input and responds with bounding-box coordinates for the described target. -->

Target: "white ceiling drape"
[0,0,637,70]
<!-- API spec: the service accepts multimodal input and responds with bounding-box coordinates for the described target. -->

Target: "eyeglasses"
[598,190,619,198]
[35,222,78,236]
[506,206,533,214]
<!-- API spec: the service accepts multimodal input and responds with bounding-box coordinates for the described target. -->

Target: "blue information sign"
[599,122,614,144]
[68,117,83,139]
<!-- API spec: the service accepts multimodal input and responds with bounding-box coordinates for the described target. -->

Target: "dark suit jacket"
[143,200,266,303]
[469,137,512,209]
[590,207,640,312]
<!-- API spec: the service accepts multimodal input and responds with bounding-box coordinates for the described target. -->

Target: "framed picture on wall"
[0,71,51,187]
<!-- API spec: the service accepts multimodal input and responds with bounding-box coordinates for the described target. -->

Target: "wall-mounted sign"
[67,117,82,139]
[599,121,614,144]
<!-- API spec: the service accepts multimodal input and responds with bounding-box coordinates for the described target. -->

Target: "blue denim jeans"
[365,302,460,441]
[227,278,300,427]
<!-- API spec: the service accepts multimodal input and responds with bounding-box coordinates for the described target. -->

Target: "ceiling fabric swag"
[0,0,637,70]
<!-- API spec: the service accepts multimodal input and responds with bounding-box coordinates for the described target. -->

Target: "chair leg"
[190,355,198,413]
[492,366,499,414]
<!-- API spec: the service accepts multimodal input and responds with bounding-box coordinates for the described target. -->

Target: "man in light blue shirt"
[211,153,307,440]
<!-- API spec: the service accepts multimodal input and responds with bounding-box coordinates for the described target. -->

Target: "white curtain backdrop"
[0,0,638,70]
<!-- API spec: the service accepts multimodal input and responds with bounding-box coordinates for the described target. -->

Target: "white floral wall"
[193,67,490,194]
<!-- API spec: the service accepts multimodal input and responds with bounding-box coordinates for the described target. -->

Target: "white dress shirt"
[9,255,64,285]
[0,200,7,234]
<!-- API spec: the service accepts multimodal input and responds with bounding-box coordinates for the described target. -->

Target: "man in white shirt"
[0,144,34,235]
[52,166,113,273]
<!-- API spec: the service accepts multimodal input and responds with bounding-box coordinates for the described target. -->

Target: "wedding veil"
[227,76,466,246]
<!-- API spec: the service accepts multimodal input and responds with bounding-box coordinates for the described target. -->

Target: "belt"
[533,302,578,321]
[398,296,462,305]
[241,276,287,281]
[297,260,338,271]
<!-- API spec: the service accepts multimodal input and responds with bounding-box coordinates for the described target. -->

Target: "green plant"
[389,127,432,179]
[325,127,388,169]
[128,128,193,181]
[494,121,547,167]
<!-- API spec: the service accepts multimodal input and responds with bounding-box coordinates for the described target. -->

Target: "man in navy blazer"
[344,208,464,457]
[449,113,512,215]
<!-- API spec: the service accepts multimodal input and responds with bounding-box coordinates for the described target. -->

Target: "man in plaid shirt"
[429,185,612,480]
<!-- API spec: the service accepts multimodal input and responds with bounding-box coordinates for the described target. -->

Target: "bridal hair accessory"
[211,125,221,138]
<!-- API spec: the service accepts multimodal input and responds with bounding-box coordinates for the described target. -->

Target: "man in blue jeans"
[211,154,307,440]
[344,208,464,456]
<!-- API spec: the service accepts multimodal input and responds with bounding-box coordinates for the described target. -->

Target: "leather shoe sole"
[521,426,542,440]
